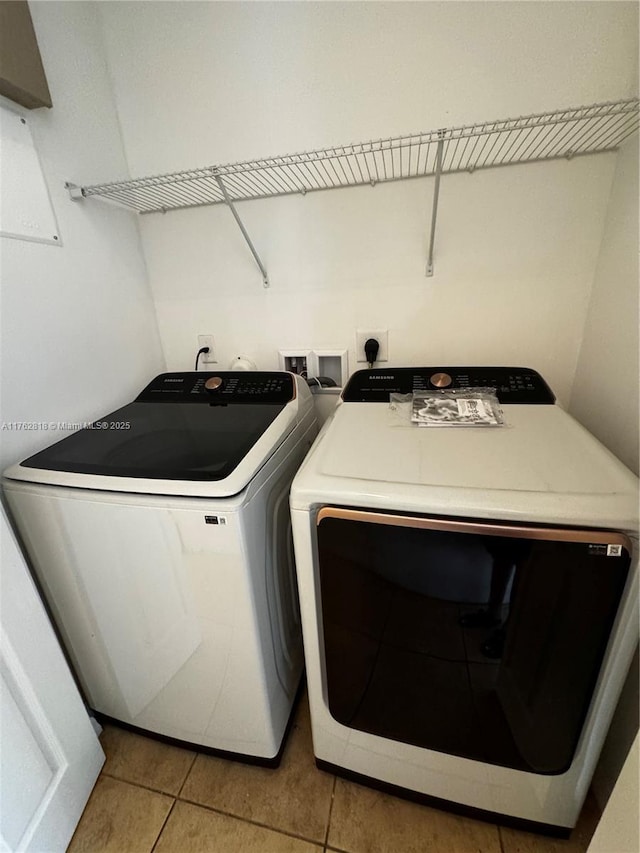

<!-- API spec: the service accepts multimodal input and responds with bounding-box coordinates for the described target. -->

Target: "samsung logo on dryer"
[369,374,395,380]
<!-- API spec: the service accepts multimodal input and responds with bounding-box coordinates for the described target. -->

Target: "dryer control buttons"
[205,376,224,392]
[430,372,452,388]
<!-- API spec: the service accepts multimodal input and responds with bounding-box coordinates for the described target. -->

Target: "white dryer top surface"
[291,402,639,531]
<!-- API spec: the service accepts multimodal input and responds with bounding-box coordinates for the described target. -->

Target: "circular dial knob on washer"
[430,372,453,388]
[204,376,224,393]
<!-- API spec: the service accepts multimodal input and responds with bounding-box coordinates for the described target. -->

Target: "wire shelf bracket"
[66,98,639,283]
[214,173,269,288]
[426,137,444,277]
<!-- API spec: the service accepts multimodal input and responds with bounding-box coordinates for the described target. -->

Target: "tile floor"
[68,692,601,853]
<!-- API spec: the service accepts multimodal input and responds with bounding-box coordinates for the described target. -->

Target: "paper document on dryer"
[411,390,504,427]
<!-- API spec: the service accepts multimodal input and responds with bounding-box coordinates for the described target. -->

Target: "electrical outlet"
[356,330,388,363]
[197,334,216,363]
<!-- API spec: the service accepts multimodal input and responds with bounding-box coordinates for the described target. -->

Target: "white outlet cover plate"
[355,330,388,363]
[197,335,216,363]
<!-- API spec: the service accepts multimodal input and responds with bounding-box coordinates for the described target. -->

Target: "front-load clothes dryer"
[290,366,638,831]
[3,371,317,763]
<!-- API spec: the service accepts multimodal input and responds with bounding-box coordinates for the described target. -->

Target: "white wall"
[569,133,640,811]
[570,136,639,476]
[97,1,638,403]
[0,1,164,473]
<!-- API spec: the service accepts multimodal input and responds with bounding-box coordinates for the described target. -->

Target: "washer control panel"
[137,372,295,404]
[342,367,555,404]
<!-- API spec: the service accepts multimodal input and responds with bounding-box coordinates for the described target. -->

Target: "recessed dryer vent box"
[313,350,349,387]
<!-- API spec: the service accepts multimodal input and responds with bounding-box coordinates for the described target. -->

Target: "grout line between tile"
[150,797,177,853]
[175,792,329,848]
[497,824,507,853]
[323,775,338,849]
[176,750,200,799]
[100,770,183,800]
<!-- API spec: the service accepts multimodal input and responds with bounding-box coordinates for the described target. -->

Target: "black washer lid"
[20,372,296,482]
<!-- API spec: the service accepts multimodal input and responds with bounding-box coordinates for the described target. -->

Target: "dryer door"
[316,509,631,774]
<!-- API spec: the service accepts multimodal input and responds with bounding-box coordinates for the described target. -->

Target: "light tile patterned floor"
[68,693,601,853]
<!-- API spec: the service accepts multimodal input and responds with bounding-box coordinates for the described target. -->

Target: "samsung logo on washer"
[370,374,394,380]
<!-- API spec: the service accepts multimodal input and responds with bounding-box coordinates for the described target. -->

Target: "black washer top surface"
[21,372,295,481]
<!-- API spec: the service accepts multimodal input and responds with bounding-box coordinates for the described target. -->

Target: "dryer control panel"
[342,367,555,404]
[137,372,295,404]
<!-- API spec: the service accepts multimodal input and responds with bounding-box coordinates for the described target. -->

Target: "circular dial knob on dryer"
[430,372,452,388]
[204,376,224,393]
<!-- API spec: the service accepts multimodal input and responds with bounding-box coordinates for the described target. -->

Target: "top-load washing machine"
[290,366,638,831]
[4,371,317,763]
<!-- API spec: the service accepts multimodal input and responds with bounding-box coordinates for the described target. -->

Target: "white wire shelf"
[67,98,639,284]
[70,99,638,214]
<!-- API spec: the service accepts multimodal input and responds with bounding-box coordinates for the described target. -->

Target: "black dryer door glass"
[317,510,630,775]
